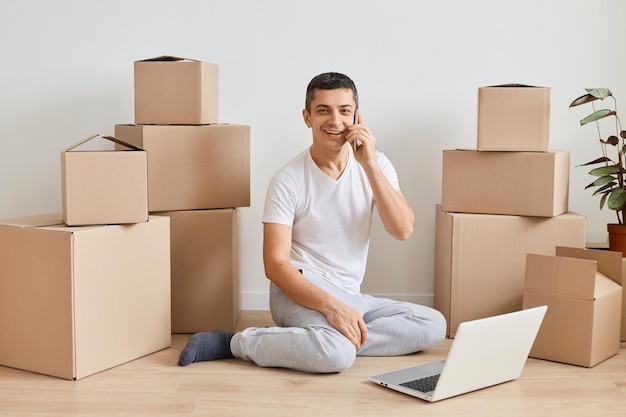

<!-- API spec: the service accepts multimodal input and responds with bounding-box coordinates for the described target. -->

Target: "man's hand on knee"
[324,299,368,349]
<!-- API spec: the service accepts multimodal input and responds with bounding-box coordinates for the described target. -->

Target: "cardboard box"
[523,247,623,367]
[434,205,586,337]
[61,134,148,226]
[156,209,240,333]
[586,242,626,341]
[441,149,569,217]
[115,124,250,212]
[620,260,626,341]
[477,84,550,152]
[0,214,171,380]
[134,55,218,125]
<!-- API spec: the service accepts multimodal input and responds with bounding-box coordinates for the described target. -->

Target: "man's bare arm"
[348,115,414,240]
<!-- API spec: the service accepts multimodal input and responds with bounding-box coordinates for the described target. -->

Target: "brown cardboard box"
[134,56,218,125]
[477,84,550,152]
[156,209,240,333]
[523,247,622,367]
[61,134,148,226]
[434,205,586,337]
[114,124,250,212]
[441,149,569,217]
[0,214,171,380]
[621,260,626,341]
[586,242,626,341]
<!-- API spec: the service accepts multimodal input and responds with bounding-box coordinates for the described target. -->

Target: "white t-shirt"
[262,147,400,295]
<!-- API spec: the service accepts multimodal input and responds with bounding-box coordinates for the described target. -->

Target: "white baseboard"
[241,292,435,310]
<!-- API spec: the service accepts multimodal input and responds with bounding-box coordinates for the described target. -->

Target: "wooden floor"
[1,310,625,417]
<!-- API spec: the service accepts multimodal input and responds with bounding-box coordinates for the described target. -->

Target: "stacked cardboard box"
[161,209,240,333]
[115,56,250,334]
[434,84,587,337]
[61,134,149,226]
[435,206,585,337]
[1,133,172,380]
[0,55,249,379]
[0,214,171,380]
[435,84,623,367]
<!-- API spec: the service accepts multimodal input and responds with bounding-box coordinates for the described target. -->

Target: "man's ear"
[302,109,312,128]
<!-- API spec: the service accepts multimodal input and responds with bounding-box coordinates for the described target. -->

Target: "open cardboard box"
[61,134,148,226]
[477,84,550,152]
[523,246,623,367]
[134,55,219,125]
[0,214,171,380]
[585,241,626,342]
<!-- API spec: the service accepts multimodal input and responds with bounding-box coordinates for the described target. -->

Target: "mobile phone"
[353,108,359,152]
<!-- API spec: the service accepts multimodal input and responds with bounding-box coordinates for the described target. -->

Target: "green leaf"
[586,175,616,189]
[569,94,596,108]
[600,192,608,209]
[570,89,612,107]
[585,88,612,99]
[608,187,626,210]
[588,164,621,176]
[580,109,617,125]
[594,175,618,186]
[577,156,612,167]
[593,182,617,195]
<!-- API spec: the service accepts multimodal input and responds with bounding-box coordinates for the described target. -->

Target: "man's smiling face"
[303,88,357,152]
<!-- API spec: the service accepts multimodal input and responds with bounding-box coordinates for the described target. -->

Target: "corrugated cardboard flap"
[525,253,597,300]
[556,246,623,286]
[135,55,198,63]
[102,136,144,151]
[484,83,548,89]
[594,273,622,299]
[62,134,144,153]
[0,213,64,228]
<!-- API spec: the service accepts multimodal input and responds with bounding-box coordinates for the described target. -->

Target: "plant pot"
[607,223,626,257]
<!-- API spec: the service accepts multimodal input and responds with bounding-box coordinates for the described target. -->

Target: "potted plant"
[569,88,626,254]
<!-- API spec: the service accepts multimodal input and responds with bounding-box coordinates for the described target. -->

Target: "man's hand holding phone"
[348,110,377,167]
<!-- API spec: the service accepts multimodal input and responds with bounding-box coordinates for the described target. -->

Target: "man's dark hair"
[305,72,358,112]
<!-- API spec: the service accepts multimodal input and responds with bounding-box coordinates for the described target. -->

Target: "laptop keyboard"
[400,374,440,393]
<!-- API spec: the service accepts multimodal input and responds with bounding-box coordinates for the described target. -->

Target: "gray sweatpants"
[230,271,447,373]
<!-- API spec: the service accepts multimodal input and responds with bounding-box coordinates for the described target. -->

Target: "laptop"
[369,306,547,402]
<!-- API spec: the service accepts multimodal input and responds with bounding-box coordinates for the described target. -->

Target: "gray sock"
[178,330,236,366]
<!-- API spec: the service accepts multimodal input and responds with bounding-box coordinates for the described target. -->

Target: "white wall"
[2,0,625,309]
